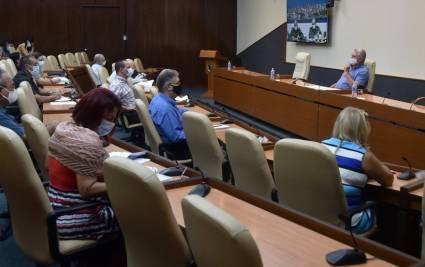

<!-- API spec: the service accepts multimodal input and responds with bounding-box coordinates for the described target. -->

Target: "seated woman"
[321,107,393,234]
[48,88,121,239]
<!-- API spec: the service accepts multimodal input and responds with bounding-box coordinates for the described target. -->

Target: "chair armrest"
[46,200,110,259]
[341,201,376,230]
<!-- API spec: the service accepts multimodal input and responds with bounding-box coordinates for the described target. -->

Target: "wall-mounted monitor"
[287,0,329,44]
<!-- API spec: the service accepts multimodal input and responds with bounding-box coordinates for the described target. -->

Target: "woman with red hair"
[47,88,122,239]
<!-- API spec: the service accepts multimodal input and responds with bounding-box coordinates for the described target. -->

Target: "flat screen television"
[287,0,329,44]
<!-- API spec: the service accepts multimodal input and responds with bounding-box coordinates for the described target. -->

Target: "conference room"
[0,0,424,266]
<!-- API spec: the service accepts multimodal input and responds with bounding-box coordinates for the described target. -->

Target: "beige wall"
[238,0,425,80]
[237,0,286,54]
[286,0,425,80]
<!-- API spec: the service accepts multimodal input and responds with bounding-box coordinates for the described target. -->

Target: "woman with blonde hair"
[322,106,393,233]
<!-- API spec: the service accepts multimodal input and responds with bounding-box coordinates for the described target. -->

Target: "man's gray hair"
[93,54,105,64]
[156,69,178,92]
[357,49,366,64]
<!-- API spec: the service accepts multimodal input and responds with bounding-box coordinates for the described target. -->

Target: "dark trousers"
[161,139,192,161]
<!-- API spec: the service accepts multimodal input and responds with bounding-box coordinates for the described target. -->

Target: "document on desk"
[54,96,72,102]
[109,152,151,165]
[50,101,76,105]
[135,79,154,92]
[213,124,230,130]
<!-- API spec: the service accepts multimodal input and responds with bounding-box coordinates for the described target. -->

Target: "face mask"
[348,58,357,66]
[96,119,115,136]
[38,60,44,72]
[1,90,18,104]
[102,61,106,66]
[31,65,41,79]
[171,84,183,96]
[127,68,134,77]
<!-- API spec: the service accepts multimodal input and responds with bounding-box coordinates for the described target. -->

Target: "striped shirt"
[321,137,368,188]
[109,76,136,109]
[322,138,374,234]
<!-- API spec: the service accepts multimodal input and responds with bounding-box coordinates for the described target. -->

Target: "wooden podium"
[199,50,227,97]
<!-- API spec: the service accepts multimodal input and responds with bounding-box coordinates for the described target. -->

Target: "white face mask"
[2,90,18,104]
[96,119,115,136]
[127,67,134,77]
[102,61,106,66]
[348,58,357,66]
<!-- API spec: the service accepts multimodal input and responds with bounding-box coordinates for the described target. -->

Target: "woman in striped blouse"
[322,107,393,234]
[48,88,121,239]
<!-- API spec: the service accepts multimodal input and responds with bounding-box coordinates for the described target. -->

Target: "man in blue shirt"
[0,69,24,138]
[149,69,191,160]
[332,49,369,90]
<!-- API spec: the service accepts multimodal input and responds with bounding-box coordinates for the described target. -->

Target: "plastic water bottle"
[227,60,232,71]
[270,68,275,80]
[351,83,358,98]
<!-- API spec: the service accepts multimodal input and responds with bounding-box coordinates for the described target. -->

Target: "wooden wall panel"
[0,0,236,87]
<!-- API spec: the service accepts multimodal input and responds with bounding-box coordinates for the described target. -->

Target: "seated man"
[332,49,369,90]
[0,69,24,138]
[31,52,62,86]
[149,69,191,160]
[91,53,106,86]
[108,59,144,84]
[13,55,61,104]
[109,60,136,110]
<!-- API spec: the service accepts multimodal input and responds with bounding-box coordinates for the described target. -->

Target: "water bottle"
[227,60,232,71]
[270,68,275,80]
[351,83,358,98]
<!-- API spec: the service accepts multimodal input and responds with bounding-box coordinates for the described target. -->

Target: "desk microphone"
[409,96,425,111]
[326,220,366,265]
[398,156,416,180]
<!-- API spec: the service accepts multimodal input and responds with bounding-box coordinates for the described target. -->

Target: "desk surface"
[167,184,398,267]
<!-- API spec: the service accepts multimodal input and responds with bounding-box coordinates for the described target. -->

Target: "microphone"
[398,156,416,180]
[326,209,370,266]
[409,96,425,111]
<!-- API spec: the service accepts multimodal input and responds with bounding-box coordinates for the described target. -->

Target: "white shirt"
[91,63,102,86]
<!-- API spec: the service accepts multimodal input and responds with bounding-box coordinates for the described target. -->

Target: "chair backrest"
[98,66,110,85]
[183,111,224,179]
[134,99,162,154]
[134,58,144,73]
[74,52,82,65]
[81,51,90,64]
[17,81,42,120]
[85,64,98,87]
[65,52,78,66]
[57,54,67,69]
[132,84,149,108]
[0,60,13,77]
[150,85,159,97]
[225,128,275,199]
[274,139,347,226]
[46,55,61,71]
[182,195,263,267]
[364,59,376,93]
[104,157,192,267]
[42,56,54,72]
[0,126,53,263]
[292,52,311,81]
[21,114,50,180]
[5,58,17,76]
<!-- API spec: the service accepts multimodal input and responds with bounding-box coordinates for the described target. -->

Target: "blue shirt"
[149,93,187,143]
[335,64,369,90]
[0,106,24,138]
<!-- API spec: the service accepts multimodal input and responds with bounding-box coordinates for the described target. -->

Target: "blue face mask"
[96,119,115,136]
[31,65,41,79]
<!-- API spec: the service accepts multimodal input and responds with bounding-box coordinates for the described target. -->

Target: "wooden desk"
[43,113,72,124]
[191,101,424,211]
[166,178,418,267]
[212,68,425,169]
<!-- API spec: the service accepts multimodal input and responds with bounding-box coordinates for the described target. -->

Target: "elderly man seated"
[332,49,369,90]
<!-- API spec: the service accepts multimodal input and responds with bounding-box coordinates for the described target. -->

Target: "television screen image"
[287,0,329,44]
